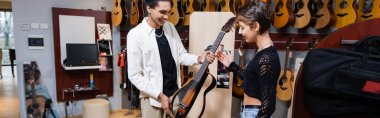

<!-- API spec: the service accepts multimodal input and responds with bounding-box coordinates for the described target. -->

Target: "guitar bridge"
[337,13,348,17]
[295,13,304,17]
[361,14,373,18]
[276,12,284,16]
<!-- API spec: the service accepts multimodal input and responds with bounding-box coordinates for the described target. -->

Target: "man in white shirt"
[127,0,215,117]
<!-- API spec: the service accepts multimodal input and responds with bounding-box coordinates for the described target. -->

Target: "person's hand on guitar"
[159,93,174,117]
[217,51,233,67]
[198,51,216,63]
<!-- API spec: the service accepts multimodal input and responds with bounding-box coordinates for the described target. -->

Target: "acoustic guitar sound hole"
[340,1,347,9]
[363,0,373,14]
[296,1,304,9]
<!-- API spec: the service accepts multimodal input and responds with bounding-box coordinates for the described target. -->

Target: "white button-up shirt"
[127,18,199,107]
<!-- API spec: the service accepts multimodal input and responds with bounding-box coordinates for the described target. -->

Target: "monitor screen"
[66,43,99,65]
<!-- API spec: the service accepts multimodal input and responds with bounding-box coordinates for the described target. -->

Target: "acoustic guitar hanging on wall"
[273,0,295,29]
[111,0,127,27]
[293,0,312,28]
[130,0,140,27]
[333,0,357,28]
[357,0,380,21]
[276,38,294,102]
[310,0,336,29]
[168,0,181,25]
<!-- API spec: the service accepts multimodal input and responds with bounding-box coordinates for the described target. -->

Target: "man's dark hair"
[146,0,171,9]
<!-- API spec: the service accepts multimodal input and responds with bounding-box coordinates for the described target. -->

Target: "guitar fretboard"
[194,31,226,82]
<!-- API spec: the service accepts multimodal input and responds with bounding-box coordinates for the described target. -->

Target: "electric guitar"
[111,0,127,27]
[168,0,181,25]
[232,40,245,98]
[130,0,139,27]
[293,0,312,28]
[333,0,357,28]
[273,0,295,29]
[217,0,232,12]
[171,17,236,118]
[182,0,196,26]
[276,39,294,102]
[357,0,380,21]
[311,0,336,29]
[200,0,216,11]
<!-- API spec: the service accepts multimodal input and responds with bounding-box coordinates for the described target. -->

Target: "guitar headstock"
[309,38,319,49]
[285,37,293,48]
[221,17,236,33]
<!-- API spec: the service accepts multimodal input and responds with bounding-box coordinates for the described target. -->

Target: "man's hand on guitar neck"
[159,92,174,117]
[198,51,216,64]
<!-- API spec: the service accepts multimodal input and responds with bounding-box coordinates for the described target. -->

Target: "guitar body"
[182,0,195,26]
[168,0,180,25]
[111,0,126,27]
[312,0,336,29]
[293,0,312,28]
[358,0,380,21]
[217,0,231,12]
[232,41,245,98]
[276,39,294,102]
[232,76,244,98]
[200,0,216,11]
[138,0,145,24]
[130,0,139,27]
[175,73,211,118]
[276,70,294,102]
[373,0,380,19]
[334,0,357,28]
[273,0,295,29]
[26,96,46,117]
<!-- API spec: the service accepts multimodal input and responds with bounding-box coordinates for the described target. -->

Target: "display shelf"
[61,63,101,70]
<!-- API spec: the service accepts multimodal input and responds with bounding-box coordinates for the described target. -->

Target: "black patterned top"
[228,46,280,118]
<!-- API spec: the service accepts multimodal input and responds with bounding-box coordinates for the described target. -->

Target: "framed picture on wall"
[97,40,112,56]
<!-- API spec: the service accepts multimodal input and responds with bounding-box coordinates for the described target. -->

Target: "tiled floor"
[0,66,19,118]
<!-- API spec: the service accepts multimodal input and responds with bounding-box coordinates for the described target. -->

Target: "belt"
[241,105,261,109]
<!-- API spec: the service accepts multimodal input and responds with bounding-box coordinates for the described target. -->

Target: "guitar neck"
[194,32,226,82]
[283,46,290,72]
[238,41,245,67]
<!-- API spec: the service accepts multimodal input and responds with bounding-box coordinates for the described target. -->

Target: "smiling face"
[238,21,259,43]
[147,1,171,27]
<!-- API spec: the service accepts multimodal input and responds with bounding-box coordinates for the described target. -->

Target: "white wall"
[12,0,121,117]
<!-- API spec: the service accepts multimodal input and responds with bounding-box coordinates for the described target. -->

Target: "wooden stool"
[83,98,110,118]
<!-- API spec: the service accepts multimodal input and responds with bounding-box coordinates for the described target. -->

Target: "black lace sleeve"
[256,53,280,118]
[227,62,245,81]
